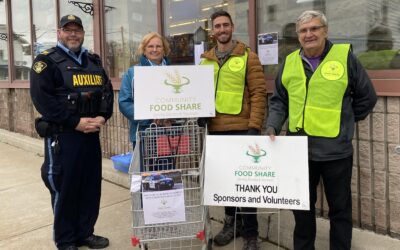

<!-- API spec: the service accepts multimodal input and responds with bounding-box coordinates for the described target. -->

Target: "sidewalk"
[0,129,279,250]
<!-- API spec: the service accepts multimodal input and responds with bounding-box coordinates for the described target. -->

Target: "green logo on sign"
[164,70,190,93]
[246,143,266,163]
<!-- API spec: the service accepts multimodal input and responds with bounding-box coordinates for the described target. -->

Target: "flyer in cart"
[141,170,186,224]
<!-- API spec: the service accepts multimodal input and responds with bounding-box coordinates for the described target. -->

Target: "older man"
[266,10,377,250]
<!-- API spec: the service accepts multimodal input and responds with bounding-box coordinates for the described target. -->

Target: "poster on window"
[257,32,279,65]
[134,65,215,119]
[203,136,309,210]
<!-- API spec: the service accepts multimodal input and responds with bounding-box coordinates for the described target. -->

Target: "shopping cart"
[129,121,212,249]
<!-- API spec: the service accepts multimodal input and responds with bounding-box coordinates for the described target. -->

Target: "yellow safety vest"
[200,50,248,114]
[282,44,350,137]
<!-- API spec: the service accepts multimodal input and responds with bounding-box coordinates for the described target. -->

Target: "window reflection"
[163,0,248,65]
[257,0,400,74]
[105,0,157,78]
[32,0,57,57]
[12,0,32,80]
[0,0,8,80]
[60,0,94,52]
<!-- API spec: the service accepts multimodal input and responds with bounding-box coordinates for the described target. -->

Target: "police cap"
[59,14,83,28]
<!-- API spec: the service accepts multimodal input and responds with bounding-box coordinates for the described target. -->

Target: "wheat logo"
[164,69,190,93]
[246,143,266,163]
[160,199,168,206]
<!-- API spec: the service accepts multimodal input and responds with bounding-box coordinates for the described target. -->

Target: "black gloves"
[247,128,260,135]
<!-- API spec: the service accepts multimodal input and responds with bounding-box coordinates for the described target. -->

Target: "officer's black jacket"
[30,46,113,130]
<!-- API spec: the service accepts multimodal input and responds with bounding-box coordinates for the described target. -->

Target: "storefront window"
[257,0,400,75]
[105,0,157,78]
[0,0,8,80]
[12,0,32,80]
[32,0,57,57]
[60,0,94,52]
[163,0,249,65]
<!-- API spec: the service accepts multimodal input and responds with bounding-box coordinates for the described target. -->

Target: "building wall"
[1,88,400,238]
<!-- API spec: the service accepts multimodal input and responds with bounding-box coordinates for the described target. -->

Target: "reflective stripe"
[46,137,60,241]
[46,138,59,216]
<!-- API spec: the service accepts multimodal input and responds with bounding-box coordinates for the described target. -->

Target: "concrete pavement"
[0,129,279,250]
[3,128,400,249]
[0,140,133,249]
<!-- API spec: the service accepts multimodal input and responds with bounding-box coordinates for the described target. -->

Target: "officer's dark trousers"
[41,131,102,248]
[293,156,353,250]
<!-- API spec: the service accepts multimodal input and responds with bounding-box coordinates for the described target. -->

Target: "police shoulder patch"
[32,61,47,74]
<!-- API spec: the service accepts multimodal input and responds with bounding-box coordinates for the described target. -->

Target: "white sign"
[134,65,215,119]
[257,32,279,65]
[203,136,309,210]
[142,171,186,224]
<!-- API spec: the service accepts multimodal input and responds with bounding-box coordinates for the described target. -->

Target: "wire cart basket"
[129,121,211,249]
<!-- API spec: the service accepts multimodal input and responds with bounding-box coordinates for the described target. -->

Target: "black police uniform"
[30,46,113,248]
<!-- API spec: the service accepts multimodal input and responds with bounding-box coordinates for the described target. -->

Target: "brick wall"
[1,88,400,237]
[0,89,10,129]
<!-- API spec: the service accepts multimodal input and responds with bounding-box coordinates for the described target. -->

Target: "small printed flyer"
[141,170,186,224]
[257,32,279,65]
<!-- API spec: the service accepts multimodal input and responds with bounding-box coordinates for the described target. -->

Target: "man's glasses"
[61,28,84,35]
[297,25,325,35]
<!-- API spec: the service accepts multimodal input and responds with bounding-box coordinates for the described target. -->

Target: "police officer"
[200,10,266,250]
[30,15,113,250]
